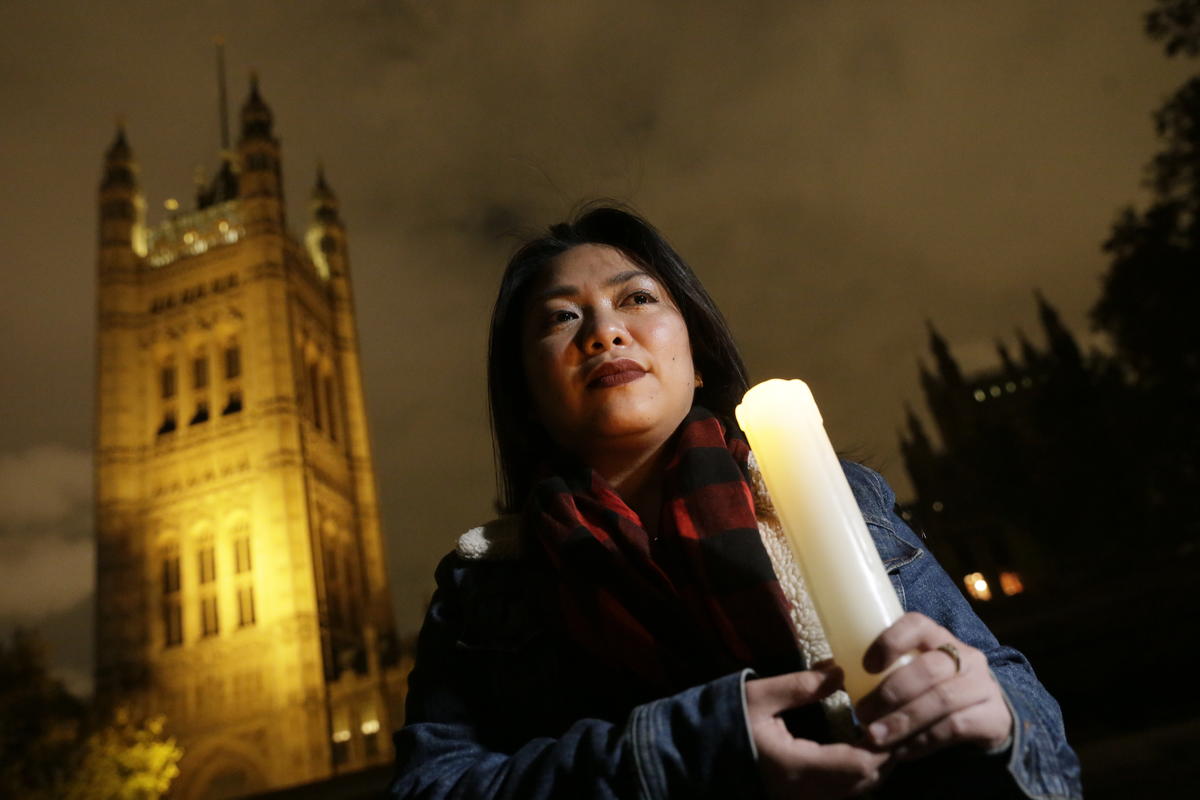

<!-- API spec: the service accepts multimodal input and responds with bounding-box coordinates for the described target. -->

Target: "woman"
[391,206,1081,799]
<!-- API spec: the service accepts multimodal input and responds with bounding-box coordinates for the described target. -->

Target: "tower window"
[157,412,177,436]
[162,547,182,647]
[237,585,256,627]
[309,364,322,430]
[163,599,182,647]
[198,544,216,584]
[193,356,208,389]
[224,345,241,380]
[234,536,252,574]
[362,715,381,758]
[222,391,242,416]
[163,552,181,594]
[200,595,219,637]
[190,401,209,425]
[324,377,337,442]
[331,735,349,766]
[161,365,177,399]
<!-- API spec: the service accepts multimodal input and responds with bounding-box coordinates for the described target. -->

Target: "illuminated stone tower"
[94,73,404,798]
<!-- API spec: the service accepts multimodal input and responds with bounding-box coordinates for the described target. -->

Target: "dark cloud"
[0,0,1193,663]
[0,445,94,622]
[0,445,91,530]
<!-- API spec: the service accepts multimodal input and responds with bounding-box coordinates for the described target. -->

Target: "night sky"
[0,0,1190,696]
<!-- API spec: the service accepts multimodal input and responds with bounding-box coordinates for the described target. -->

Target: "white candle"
[736,378,908,702]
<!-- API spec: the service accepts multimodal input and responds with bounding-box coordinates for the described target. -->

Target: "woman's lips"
[586,359,647,388]
[589,369,645,388]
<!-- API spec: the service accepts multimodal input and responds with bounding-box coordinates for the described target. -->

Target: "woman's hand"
[855,612,1013,761]
[746,667,889,799]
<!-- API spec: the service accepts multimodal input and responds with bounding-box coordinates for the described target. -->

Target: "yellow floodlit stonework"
[95,79,406,799]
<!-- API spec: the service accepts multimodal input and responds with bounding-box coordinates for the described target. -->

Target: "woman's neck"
[588,443,669,536]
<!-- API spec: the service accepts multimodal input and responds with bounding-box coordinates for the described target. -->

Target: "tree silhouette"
[0,628,182,800]
[1,627,86,798]
[1091,1,1200,542]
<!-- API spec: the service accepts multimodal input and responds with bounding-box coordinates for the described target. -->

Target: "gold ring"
[936,642,962,674]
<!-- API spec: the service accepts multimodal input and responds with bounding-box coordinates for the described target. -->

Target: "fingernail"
[869,722,889,744]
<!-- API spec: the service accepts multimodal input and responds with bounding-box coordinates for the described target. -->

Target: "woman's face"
[521,244,696,461]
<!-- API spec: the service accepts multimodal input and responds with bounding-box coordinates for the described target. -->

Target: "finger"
[863,671,993,748]
[856,644,984,724]
[863,612,942,673]
[760,737,889,793]
[746,667,844,717]
[890,696,1011,761]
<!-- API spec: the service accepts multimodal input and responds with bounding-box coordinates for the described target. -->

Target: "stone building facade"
[94,75,404,798]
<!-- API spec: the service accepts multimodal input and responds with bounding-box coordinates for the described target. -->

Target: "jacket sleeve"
[855,466,1083,800]
[389,553,764,800]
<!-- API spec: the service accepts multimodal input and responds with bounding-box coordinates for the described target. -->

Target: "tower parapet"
[144,201,245,268]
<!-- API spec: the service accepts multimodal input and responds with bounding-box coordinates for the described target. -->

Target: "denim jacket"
[390,463,1082,799]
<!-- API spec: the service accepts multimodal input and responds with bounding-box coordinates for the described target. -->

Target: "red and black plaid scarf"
[528,406,802,700]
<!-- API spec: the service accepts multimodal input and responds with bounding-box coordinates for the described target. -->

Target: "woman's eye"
[547,309,577,326]
[625,290,657,306]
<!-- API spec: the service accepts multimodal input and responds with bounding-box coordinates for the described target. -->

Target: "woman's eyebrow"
[532,271,652,304]
[604,269,651,287]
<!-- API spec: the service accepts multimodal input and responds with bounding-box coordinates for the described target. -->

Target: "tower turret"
[1035,290,1082,371]
[305,165,401,669]
[98,124,146,258]
[926,320,964,387]
[306,165,345,280]
[94,123,150,713]
[996,339,1018,376]
[1016,327,1040,368]
[237,74,283,231]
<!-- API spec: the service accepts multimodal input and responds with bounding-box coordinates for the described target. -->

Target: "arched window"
[309,362,322,431]
[232,521,256,628]
[192,353,208,390]
[161,542,182,647]
[222,338,243,416]
[324,375,338,442]
[224,342,241,380]
[197,536,219,637]
[161,362,177,399]
[158,357,178,437]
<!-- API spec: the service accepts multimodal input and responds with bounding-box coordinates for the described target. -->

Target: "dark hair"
[487,204,750,513]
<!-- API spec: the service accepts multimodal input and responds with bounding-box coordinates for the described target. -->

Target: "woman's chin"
[579,408,688,450]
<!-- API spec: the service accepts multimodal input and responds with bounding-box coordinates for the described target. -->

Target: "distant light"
[999,571,1024,596]
[989,385,1002,397]
[332,729,351,743]
[218,220,230,233]
[361,719,380,735]
[1005,381,1017,393]
[964,572,993,601]
[1021,377,1033,388]
[164,198,179,211]
[931,500,944,512]
[973,389,986,402]
[183,231,196,244]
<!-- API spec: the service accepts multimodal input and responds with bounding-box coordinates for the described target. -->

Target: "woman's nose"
[579,310,626,352]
